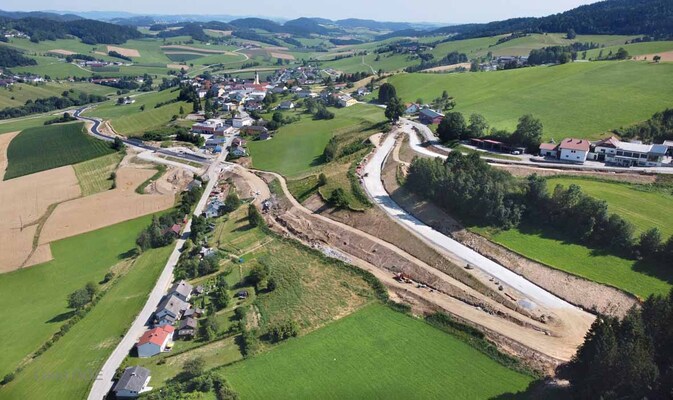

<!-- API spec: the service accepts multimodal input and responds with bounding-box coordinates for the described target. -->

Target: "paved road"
[406,118,673,174]
[74,108,211,165]
[362,130,580,310]
[87,156,227,400]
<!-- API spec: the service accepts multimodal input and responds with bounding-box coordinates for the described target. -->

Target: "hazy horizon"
[1,0,601,24]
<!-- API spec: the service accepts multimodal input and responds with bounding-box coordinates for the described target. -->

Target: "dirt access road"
[233,165,591,364]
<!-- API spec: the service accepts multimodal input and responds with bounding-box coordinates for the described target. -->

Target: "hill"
[387,61,673,140]
[0,15,142,44]
[434,0,673,39]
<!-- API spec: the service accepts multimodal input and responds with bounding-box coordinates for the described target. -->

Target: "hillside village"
[1,1,673,400]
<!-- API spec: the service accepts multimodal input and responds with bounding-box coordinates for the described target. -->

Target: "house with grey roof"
[113,366,151,398]
[155,294,190,322]
[169,280,193,302]
[177,317,198,338]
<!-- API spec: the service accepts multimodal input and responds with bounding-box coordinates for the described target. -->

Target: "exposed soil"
[106,46,140,58]
[633,51,673,62]
[144,166,193,195]
[270,52,295,60]
[47,49,76,56]
[167,64,189,70]
[39,162,176,244]
[496,164,657,184]
[421,62,472,72]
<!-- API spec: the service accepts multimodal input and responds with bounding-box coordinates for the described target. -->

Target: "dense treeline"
[0,46,37,68]
[157,23,211,42]
[136,184,203,251]
[0,92,106,120]
[142,126,204,146]
[405,51,468,72]
[406,153,523,228]
[528,43,615,65]
[64,54,97,62]
[107,51,132,61]
[564,289,673,399]
[405,159,673,261]
[434,0,673,39]
[1,16,141,44]
[616,108,673,144]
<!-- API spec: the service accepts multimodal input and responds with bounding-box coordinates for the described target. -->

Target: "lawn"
[223,303,533,400]
[545,177,673,239]
[12,56,95,79]
[72,152,123,196]
[0,245,173,400]
[0,114,57,134]
[0,82,114,109]
[0,214,154,379]
[474,225,672,299]
[3,122,115,180]
[247,104,384,177]
[84,89,189,135]
[387,61,673,140]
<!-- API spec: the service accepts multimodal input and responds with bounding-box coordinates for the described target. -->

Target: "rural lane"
[362,130,583,311]
[87,155,227,400]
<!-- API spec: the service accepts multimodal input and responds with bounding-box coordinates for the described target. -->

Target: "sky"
[1,0,601,24]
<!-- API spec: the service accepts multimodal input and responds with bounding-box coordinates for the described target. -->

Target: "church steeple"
[254,71,260,85]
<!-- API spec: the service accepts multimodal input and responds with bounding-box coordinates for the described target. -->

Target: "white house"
[136,325,174,358]
[593,136,668,167]
[278,100,295,110]
[113,366,152,398]
[232,112,254,128]
[338,94,357,108]
[558,138,590,163]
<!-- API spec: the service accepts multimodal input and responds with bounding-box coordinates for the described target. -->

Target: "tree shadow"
[310,155,325,167]
[489,380,571,400]
[47,310,76,323]
[233,224,255,233]
[118,248,138,260]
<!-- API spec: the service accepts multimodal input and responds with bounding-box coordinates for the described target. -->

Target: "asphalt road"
[362,129,578,310]
[86,156,228,400]
[74,107,210,165]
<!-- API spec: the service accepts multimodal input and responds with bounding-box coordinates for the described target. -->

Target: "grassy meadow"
[388,61,673,140]
[545,177,673,238]
[223,303,533,399]
[0,114,59,134]
[84,89,189,135]
[72,152,123,196]
[474,225,672,299]
[3,122,115,180]
[248,104,384,177]
[585,41,673,60]
[0,82,114,109]
[0,246,172,400]
[0,214,153,379]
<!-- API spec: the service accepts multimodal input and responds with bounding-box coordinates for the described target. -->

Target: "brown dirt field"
[23,244,52,268]
[0,131,19,176]
[495,164,657,184]
[633,51,673,62]
[47,49,76,56]
[0,166,80,272]
[163,51,215,56]
[39,166,175,244]
[167,64,189,70]
[106,46,140,58]
[422,62,472,72]
[270,52,295,60]
[160,45,228,54]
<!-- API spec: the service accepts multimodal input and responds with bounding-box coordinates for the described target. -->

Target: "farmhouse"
[136,325,174,358]
[278,100,295,110]
[169,280,193,302]
[337,94,357,108]
[419,108,444,124]
[593,137,668,167]
[559,138,590,163]
[404,103,421,115]
[177,317,198,338]
[113,366,151,398]
[155,294,190,323]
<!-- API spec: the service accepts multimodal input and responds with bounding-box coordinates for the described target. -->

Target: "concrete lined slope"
[363,133,584,311]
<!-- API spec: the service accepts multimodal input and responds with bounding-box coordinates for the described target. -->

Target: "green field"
[475,225,672,299]
[545,177,673,238]
[223,303,533,399]
[84,89,188,135]
[12,56,96,79]
[1,246,172,400]
[72,152,123,196]
[0,82,114,109]
[0,114,58,134]
[3,122,115,180]
[248,104,384,177]
[388,61,673,139]
[0,214,154,379]
[585,41,673,60]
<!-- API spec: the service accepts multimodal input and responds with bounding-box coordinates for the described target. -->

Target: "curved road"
[74,107,210,165]
[362,129,585,311]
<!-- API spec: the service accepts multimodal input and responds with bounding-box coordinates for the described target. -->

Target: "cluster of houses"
[78,60,129,68]
[268,66,323,86]
[0,72,44,87]
[539,137,672,167]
